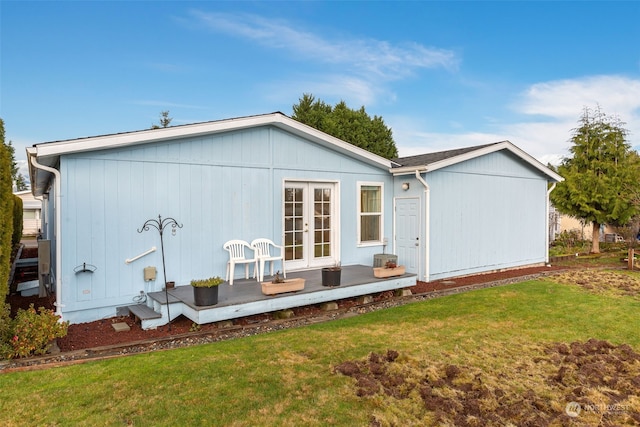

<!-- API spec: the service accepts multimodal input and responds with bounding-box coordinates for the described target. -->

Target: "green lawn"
[1,274,639,426]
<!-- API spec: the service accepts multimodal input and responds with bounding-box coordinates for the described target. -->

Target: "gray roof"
[391,142,500,168]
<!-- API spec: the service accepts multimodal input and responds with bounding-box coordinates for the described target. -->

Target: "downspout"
[33,195,44,239]
[414,170,430,281]
[546,183,557,265]
[29,155,64,320]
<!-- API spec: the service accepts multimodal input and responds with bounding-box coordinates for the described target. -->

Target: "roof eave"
[391,141,563,182]
[29,112,393,171]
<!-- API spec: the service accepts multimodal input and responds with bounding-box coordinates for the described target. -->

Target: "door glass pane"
[284,187,304,261]
[313,187,331,258]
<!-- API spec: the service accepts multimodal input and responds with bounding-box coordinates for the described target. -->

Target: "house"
[391,143,562,281]
[14,190,42,236]
[27,112,562,325]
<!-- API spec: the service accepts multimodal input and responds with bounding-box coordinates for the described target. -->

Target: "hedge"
[12,195,22,249]
[0,128,13,301]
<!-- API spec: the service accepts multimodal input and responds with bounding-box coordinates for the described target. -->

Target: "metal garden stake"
[137,215,183,330]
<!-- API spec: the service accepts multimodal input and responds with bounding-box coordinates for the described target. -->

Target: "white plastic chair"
[223,240,257,285]
[251,238,286,282]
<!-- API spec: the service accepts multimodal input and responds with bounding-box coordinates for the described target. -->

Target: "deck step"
[127,304,162,321]
[15,258,38,267]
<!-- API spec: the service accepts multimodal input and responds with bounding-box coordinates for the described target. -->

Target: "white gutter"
[414,170,430,282]
[29,155,64,320]
[546,183,557,265]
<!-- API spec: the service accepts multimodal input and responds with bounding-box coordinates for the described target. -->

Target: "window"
[358,183,382,244]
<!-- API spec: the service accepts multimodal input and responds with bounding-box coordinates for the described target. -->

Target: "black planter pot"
[193,286,219,306]
[321,268,341,287]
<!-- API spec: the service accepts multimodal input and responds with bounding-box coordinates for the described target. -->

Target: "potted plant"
[321,263,342,287]
[190,276,224,306]
[261,271,305,295]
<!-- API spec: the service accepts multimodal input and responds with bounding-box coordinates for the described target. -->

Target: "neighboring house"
[557,212,620,242]
[27,112,562,324]
[14,190,42,236]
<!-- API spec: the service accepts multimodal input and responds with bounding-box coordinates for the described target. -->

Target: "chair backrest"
[251,238,275,257]
[223,240,252,260]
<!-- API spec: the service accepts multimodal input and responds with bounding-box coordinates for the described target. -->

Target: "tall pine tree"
[551,107,640,253]
[292,94,398,159]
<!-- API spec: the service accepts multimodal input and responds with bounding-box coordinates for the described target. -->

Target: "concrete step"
[16,280,39,297]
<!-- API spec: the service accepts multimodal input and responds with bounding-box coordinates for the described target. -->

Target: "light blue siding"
[427,151,548,280]
[393,150,550,281]
[58,126,392,323]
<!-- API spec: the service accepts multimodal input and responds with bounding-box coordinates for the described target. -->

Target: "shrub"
[0,304,69,359]
[0,303,13,359]
[553,229,582,248]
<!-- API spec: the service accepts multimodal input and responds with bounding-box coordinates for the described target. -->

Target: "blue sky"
[2,1,639,179]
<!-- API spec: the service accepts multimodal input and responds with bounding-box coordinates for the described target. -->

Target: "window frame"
[357,181,384,246]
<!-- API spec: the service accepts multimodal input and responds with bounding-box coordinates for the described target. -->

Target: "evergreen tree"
[4,140,28,191]
[550,106,640,253]
[151,110,173,129]
[292,94,398,159]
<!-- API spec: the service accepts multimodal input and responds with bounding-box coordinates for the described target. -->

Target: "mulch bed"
[5,264,566,356]
[4,245,581,371]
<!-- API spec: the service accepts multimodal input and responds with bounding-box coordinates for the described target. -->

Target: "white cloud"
[517,75,640,120]
[392,75,640,165]
[187,10,459,81]
[511,75,640,162]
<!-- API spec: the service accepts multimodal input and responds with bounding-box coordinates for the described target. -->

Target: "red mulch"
[7,245,569,354]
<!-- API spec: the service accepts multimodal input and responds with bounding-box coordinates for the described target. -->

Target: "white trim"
[32,113,392,166]
[391,140,563,183]
[414,171,430,281]
[546,183,557,265]
[357,181,384,246]
[29,156,64,320]
[282,180,340,270]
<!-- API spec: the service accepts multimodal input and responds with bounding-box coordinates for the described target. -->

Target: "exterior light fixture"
[402,182,410,191]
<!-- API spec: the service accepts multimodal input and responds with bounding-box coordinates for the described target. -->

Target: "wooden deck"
[132,265,416,329]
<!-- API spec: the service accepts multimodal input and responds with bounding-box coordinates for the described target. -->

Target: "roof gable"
[27,112,394,195]
[391,140,563,182]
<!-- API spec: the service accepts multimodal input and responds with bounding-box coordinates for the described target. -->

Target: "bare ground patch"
[334,339,640,426]
[554,270,640,298]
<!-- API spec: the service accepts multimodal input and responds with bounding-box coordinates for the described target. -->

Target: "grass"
[1,272,639,426]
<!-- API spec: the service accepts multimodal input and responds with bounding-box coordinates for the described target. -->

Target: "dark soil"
[335,341,640,426]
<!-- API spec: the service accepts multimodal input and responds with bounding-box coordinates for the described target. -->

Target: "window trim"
[357,181,384,246]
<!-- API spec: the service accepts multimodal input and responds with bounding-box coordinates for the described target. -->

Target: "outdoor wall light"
[402,182,410,191]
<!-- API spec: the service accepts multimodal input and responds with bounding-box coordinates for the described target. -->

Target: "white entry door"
[283,182,338,270]
[395,197,420,274]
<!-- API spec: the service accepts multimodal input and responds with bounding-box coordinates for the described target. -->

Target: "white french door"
[283,181,338,270]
